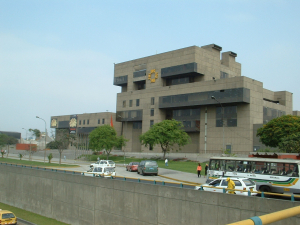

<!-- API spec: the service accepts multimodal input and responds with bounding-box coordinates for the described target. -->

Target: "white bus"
[207,156,300,194]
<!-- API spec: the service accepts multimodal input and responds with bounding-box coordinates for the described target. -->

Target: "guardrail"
[1,162,300,201]
[227,205,300,225]
[18,217,37,225]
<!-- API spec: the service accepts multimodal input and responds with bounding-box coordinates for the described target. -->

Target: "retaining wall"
[0,165,299,225]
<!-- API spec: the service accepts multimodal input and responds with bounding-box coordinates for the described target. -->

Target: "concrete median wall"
[0,165,299,225]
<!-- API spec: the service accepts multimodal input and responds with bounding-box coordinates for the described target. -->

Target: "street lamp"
[36,116,47,163]
[211,96,225,153]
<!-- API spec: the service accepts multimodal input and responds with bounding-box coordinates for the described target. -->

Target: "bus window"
[225,160,236,172]
[236,161,252,173]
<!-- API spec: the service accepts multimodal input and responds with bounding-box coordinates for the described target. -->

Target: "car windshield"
[105,167,115,172]
[2,213,15,219]
[243,179,256,186]
[145,161,157,166]
[108,161,115,164]
[132,162,139,165]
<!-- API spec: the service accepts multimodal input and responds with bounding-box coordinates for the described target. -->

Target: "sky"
[1,0,300,139]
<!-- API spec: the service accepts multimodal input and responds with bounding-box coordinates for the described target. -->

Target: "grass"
[87,154,208,175]
[0,202,69,225]
[0,157,79,168]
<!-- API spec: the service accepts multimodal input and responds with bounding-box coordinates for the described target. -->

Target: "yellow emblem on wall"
[69,118,77,127]
[51,119,57,127]
[148,69,158,83]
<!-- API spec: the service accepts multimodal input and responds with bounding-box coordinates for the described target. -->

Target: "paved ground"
[4,152,208,185]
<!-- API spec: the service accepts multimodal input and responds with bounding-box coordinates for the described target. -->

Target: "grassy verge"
[0,202,69,225]
[87,155,208,175]
[0,158,78,168]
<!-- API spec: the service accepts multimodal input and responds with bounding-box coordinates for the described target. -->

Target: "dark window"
[79,120,81,125]
[83,120,85,125]
[123,100,126,108]
[98,119,100,124]
[150,108,154,116]
[102,119,105,124]
[136,99,140,106]
[166,76,192,86]
[150,120,154,127]
[151,97,155,105]
[216,106,237,127]
[87,119,89,125]
[149,145,153,151]
[129,100,133,107]
[133,122,142,129]
[220,71,229,79]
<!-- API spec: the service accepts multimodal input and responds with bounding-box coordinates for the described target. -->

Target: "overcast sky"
[1,0,299,138]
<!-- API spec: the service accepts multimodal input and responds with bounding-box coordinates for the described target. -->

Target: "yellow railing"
[227,205,300,225]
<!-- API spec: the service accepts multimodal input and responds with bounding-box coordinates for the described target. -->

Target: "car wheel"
[137,170,139,174]
[260,185,271,193]
[155,173,158,176]
[142,170,145,176]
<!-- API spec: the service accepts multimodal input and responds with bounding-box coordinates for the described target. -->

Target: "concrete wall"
[0,165,299,225]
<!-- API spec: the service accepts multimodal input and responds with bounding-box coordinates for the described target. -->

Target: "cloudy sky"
[1,0,299,138]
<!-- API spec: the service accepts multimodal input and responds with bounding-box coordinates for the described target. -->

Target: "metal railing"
[227,205,300,225]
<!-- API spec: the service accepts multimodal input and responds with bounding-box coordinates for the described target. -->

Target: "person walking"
[197,163,202,178]
[205,164,208,178]
[165,158,168,167]
[226,177,235,194]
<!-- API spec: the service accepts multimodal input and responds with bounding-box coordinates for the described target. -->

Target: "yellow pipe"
[228,205,300,225]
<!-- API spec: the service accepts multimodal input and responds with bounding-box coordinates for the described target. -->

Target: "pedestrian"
[165,158,168,167]
[205,163,208,178]
[226,177,235,194]
[197,163,202,178]
[97,157,100,161]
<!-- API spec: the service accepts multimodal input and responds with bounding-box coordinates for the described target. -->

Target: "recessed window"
[150,108,154,116]
[150,120,154,127]
[83,120,85,125]
[151,97,155,105]
[102,119,105,124]
[98,119,100,124]
[123,100,126,108]
[136,99,140,107]
[220,71,229,79]
[79,120,81,125]
[87,119,89,125]
[216,106,237,127]
[129,100,133,107]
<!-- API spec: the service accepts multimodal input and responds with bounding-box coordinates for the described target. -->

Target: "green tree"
[139,119,191,159]
[89,125,127,160]
[0,134,18,157]
[29,129,41,140]
[278,132,300,153]
[256,115,300,148]
[46,129,76,164]
[47,153,53,163]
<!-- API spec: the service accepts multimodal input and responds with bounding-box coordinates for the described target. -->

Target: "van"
[137,160,158,176]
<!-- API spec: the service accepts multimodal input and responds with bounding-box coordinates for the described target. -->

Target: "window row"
[79,119,105,125]
[123,97,155,108]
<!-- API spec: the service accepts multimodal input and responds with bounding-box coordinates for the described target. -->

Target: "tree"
[0,134,18,157]
[46,129,76,164]
[139,119,191,159]
[256,115,300,148]
[29,129,41,140]
[89,125,127,160]
[278,132,300,153]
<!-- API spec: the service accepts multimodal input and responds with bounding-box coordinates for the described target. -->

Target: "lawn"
[0,157,78,168]
[87,154,208,175]
[0,202,69,225]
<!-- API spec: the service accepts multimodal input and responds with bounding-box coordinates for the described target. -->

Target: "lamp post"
[211,96,225,153]
[36,116,47,163]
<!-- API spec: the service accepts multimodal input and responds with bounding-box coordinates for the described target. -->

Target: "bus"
[207,156,300,194]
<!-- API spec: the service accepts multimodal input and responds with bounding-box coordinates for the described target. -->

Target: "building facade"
[50,112,122,150]
[114,44,295,154]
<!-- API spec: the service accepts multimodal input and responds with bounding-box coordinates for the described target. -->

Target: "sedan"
[82,167,116,178]
[126,162,139,172]
[194,177,257,196]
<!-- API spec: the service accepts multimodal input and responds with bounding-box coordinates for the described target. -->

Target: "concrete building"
[114,44,296,155]
[50,112,121,150]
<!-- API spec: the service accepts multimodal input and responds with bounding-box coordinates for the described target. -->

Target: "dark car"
[126,162,139,172]
[137,160,158,176]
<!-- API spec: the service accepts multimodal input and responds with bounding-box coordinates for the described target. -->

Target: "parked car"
[90,160,115,168]
[137,160,158,176]
[0,209,17,225]
[82,167,116,178]
[126,162,139,172]
[194,177,257,196]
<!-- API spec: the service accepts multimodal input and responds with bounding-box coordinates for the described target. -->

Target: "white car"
[194,177,257,196]
[90,160,115,168]
[82,167,116,178]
